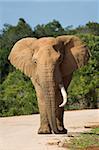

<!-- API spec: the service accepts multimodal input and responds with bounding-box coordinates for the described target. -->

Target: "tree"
[86,22,99,36]
[34,20,65,38]
[0,18,34,83]
[75,22,99,36]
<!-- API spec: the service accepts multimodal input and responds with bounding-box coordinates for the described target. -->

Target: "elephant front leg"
[35,85,52,134]
[38,103,52,134]
[56,74,73,133]
[56,106,67,134]
[56,88,67,134]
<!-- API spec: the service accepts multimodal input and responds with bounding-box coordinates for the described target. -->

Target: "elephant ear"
[8,37,37,78]
[57,35,89,76]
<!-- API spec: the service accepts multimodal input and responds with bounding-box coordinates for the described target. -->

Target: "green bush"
[0,70,39,117]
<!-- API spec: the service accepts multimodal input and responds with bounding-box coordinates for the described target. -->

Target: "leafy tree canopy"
[34,19,65,38]
[0,18,34,83]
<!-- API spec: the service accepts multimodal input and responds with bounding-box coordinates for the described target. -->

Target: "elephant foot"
[60,128,68,134]
[54,128,67,134]
[57,125,68,134]
[38,126,52,134]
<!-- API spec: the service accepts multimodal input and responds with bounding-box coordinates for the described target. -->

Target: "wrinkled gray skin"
[8,35,90,134]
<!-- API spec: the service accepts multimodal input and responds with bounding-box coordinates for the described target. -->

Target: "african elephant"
[8,35,90,134]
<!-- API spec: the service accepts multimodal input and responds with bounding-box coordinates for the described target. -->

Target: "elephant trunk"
[42,82,59,133]
[41,68,59,133]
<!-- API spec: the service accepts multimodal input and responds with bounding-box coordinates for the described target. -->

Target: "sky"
[0,0,99,30]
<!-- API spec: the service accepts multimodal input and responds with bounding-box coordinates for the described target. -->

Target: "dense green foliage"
[0,71,38,116]
[67,34,99,109]
[0,19,99,116]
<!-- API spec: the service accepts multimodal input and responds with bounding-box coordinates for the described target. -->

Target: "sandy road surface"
[0,109,99,150]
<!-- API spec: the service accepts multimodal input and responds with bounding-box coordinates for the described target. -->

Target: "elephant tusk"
[59,84,67,107]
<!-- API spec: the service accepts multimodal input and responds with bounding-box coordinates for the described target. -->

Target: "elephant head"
[8,35,90,134]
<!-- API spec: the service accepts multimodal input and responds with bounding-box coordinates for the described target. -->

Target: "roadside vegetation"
[0,19,99,116]
[64,127,99,150]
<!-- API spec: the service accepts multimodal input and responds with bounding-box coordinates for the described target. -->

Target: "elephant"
[8,35,90,134]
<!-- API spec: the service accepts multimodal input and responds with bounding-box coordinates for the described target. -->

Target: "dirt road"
[0,109,99,150]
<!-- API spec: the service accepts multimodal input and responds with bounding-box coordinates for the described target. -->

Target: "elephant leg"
[56,106,65,131]
[56,74,73,133]
[56,88,67,133]
[35,85,52,134]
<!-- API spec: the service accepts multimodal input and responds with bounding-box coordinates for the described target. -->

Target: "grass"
[65,128,99,150]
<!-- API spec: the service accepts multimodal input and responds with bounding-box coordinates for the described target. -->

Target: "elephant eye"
[32,58,37,64]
